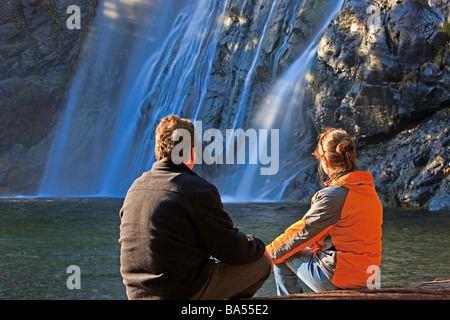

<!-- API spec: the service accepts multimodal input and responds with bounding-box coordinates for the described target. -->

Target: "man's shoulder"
[129,167,219,200]
[172,169,218,197]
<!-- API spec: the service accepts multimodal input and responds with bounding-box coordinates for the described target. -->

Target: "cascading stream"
[38,0,344,200]
[229,0,344,201]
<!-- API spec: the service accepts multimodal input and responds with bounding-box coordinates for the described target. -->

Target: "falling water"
[38,0,344,200]
[97,0,230,196]
[39,0,230,196]
[227,0,345,201]
[227,0,278,135]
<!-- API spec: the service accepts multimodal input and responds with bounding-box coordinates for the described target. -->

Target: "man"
[119,115,271,300]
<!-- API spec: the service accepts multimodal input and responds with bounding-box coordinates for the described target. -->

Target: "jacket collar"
[325,171,377,196]
[151,160,197,175]
[324,170,353,185]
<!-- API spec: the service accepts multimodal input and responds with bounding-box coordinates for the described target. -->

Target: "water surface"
[0,199,448,299]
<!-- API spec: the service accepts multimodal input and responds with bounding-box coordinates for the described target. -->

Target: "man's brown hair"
[155,115,194,163]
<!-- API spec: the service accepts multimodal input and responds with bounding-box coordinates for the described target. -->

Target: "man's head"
[155,115,195,168]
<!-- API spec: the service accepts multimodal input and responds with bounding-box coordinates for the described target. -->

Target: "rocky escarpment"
[185,0,344,196]
[197,0,340,131]
[0,0,448,210]
[305,0,449,143]
[0,0,98,194]
[358,108,449,211]
[300,0,449,210]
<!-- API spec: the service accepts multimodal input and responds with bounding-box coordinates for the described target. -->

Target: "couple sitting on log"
[118,115,382,300]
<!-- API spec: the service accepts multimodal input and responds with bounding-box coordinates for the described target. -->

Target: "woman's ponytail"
[313,128,357,181]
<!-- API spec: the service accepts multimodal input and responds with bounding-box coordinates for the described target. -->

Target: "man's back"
[119,161,266,299]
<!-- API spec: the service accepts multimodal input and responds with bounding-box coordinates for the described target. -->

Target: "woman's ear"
[322,157,329,168]
[321,156,331,177]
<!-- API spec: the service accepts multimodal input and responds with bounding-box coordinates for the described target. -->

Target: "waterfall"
[225,0,345,201]
[227,0,278,135]
[39,0,229,196]
[38,0,344,200]
[97,0,230,196]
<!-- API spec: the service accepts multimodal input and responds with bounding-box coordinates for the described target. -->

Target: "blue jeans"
[273,248,340,295]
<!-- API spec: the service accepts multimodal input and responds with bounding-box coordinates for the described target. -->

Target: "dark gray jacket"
[119,161,265,299]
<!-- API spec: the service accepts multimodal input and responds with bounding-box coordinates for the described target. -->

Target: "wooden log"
[254,280,450,300]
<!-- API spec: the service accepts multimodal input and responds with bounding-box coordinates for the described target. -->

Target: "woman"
[266,127,382,294]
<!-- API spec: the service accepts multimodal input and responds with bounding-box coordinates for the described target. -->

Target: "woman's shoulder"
[313,184,349,204]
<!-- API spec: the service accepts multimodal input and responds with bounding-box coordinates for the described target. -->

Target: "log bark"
[254,280,450,300]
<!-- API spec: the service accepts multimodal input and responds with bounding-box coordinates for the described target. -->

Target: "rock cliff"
[0,0,448,210]
[301,0,449,210]
[358,108,449,211]
[0,0,98,194]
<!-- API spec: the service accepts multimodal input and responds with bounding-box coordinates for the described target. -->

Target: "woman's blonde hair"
[312,127,357,182]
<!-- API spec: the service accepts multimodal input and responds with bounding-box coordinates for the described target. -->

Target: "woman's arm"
[266,185,348,264]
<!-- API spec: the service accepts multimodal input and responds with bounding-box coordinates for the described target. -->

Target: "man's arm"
[192,187,266,265]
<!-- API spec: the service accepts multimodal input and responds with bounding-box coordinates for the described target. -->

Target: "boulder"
[305,0,449,145]
[297,0,450,210]
[357,109,449,210]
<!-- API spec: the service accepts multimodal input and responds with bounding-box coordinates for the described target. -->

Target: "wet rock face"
[0,0,97,151]
[198,0,338,131]
[305,0,449,145]
[298,0,450,210]
[357,109,449,211]
[0,0,448,209]
[0,0,97,194]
